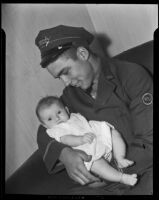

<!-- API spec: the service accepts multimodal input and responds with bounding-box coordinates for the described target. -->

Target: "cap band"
[41,42,73,57]
[38,36,81,49]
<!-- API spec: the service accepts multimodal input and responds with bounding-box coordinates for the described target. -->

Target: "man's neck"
[87,55,102,98]
[89,53,101,81]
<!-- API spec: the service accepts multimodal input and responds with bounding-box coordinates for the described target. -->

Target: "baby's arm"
[112,129,134,168]
[60,132,96,147]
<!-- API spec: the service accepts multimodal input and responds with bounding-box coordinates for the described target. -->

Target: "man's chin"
[80,86,87,91]
[80,83,91,90]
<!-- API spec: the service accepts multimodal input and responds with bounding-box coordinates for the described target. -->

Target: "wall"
[87,4,158,56]
[2,4,99,180]
[3,4,157,180]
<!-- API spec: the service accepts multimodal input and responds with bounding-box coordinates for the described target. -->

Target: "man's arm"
[120,61,153,141]
[37,124,68,173]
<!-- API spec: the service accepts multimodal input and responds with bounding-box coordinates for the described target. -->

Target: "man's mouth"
[72,82,81,87]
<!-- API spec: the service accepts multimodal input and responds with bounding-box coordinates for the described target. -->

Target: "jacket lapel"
[94,59,116,108]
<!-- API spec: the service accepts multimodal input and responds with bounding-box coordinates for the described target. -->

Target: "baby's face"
[40,104,69,129]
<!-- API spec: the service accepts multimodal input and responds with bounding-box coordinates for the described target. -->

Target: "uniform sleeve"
[122,62,153,140]
[37,125,68,174]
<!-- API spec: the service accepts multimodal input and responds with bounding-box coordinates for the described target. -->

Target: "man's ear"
[76,46,89,61]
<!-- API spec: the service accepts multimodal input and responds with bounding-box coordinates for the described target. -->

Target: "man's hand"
[82,132,96,144]
[59,147,100,185]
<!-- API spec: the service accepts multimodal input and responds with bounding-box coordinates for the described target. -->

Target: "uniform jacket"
[37,58,153,174]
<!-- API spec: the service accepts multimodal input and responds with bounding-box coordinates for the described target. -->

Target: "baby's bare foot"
[117,158,134,168]
[120,173,137,186]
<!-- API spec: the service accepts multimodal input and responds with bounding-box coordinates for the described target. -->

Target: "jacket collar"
[94,57,116,108]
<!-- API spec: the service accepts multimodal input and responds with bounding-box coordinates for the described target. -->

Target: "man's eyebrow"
[56,69,65,78]
[56,68,68,78]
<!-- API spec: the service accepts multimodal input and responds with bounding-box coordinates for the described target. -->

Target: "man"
[35,25,153,195]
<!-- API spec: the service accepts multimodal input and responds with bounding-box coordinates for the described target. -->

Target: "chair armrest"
[113,41,153,75]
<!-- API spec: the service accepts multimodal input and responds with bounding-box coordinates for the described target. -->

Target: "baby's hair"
[36,95,64,124]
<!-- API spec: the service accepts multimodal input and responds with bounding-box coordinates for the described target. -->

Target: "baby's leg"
[112,129,134,168]
[91,158,137,186]
[117,158,134,169]
[120,174,137,186]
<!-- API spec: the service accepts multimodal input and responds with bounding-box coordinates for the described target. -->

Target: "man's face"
[46,48,95,90]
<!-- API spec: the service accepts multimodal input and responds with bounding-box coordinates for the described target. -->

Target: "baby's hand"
[82,132,96,144]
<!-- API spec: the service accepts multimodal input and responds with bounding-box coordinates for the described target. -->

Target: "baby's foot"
[117,158,134,168]
[120,173,137,186]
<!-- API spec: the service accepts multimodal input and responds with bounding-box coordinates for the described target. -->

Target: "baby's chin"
[45,125,54,129]
[45,123,57,129]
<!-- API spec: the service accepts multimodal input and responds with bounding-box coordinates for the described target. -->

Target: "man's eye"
[58,111,61,114]
[58,68,70,79]
[61,72,68,77]
[63,68,70,76]
[48,118,52,121]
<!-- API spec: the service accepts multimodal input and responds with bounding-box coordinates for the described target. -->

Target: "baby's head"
[36,96,70,129]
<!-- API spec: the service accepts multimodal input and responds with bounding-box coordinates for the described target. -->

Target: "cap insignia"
[39,36,50,48]
[58,46,63,50]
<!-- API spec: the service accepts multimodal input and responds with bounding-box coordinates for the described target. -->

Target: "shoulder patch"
[142,93,153,105]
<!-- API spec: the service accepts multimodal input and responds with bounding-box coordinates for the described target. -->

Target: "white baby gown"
[47,113,114,170]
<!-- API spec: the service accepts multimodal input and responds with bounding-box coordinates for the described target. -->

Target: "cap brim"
[40,54,58,68]
[40,48,70,68]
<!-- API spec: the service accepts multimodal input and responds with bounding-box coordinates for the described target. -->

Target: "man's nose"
[71,79,78,86]
[60,75,71,86]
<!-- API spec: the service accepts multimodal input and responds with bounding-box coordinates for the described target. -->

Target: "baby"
[36,96,138,186]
